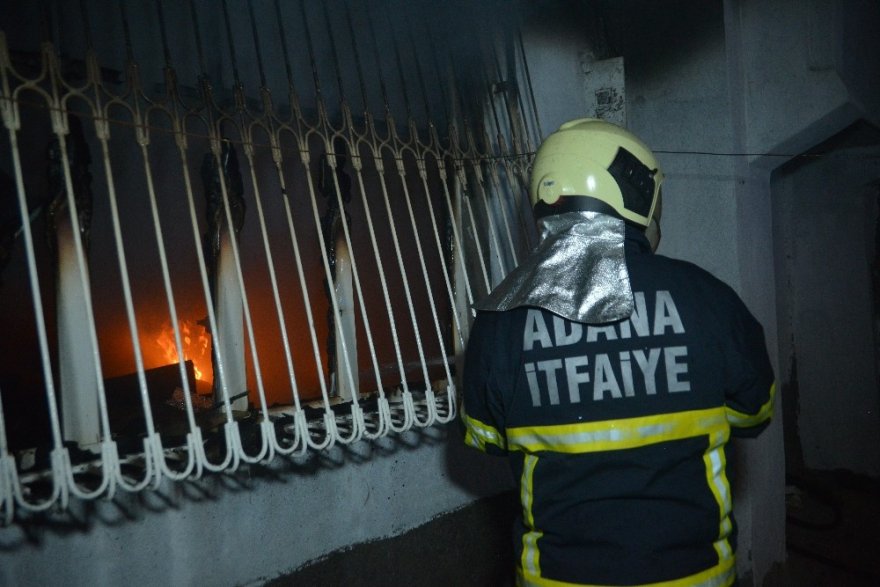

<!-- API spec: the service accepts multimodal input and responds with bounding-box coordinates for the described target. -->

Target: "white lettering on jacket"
[522,291,691,407]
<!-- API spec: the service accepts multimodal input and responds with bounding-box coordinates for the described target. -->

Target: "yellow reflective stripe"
[726,382,776,428]
[507,408,727,454]
[517,555,735,587]
[520,454,542,577]
[462,411,507,451]
[703,429,734,570]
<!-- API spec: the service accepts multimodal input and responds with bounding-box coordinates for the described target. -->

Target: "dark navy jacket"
[462,227,775,587]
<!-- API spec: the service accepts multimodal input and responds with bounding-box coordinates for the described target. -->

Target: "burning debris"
[154,319,213,388]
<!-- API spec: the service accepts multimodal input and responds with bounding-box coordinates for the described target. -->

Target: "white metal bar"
[96,113,161,491]
[415,145,465,351]
[273,128,335,451]
[46,45,119,501]
[1,82,67,511]
[242,127,303,415]
[174,119,236,474]
[347,120,408,401]
[299,134,363,445]
[51,125,110,451]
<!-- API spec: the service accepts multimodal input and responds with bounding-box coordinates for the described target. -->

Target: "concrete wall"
[747,0,880,479]
[727,0,880,542]
[0,428,514,587]
[774,146,880,476]
[725,0,879,579]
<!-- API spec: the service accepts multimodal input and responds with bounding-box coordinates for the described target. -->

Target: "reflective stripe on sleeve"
[726,382,776,428]
[462,410,507,452]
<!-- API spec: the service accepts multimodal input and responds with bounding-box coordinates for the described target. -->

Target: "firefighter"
[462,118,775,587]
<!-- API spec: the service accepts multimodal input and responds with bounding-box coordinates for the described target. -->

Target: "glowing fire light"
[155,319,212,384]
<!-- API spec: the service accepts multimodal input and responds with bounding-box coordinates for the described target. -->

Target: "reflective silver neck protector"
[473,211,633,324]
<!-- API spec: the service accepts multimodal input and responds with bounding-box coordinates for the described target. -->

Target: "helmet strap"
[533,196,620,220]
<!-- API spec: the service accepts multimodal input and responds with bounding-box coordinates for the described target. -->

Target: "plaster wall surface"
[736,0,880,156]
[621,1,739,285]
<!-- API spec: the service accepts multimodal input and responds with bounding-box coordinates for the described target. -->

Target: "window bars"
[0,0,540,522]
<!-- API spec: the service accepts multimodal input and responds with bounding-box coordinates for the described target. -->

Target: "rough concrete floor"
[764,469,880,586]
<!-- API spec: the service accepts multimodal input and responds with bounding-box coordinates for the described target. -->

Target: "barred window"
[0,0,537,521]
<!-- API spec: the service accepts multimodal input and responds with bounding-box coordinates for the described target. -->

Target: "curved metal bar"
[114,435,158,493]
[64,441,116,501]
[270,409,307,457]
[200,422,239,473]
[304,412,337,452]
[11,447,67,512]
[157,431,200,482]
[382,393,415,434]
[334,403,364,445]
[236,420,273,465]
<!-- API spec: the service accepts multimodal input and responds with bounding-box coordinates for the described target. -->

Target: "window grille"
[0,0,539,522]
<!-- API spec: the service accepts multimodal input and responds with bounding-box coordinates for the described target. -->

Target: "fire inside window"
[0,0,536,522]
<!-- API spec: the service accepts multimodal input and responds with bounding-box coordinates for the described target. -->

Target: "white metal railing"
[0,0,538,523]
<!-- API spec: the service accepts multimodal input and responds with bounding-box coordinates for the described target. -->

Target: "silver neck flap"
[472,211,633,324]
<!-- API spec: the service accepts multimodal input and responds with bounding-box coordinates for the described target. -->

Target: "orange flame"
[155,319,212,384]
